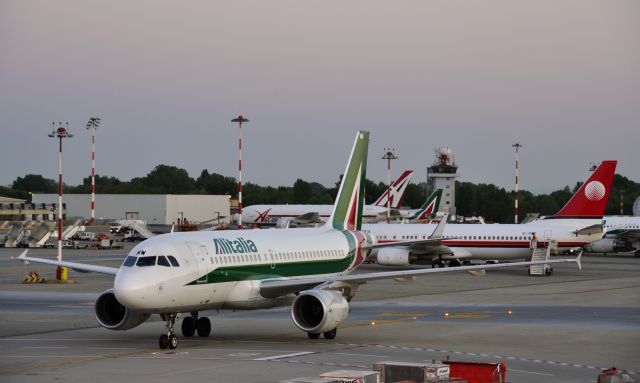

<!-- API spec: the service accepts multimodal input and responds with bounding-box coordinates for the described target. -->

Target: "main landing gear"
[181,312,211,338]
[159,312,211,349]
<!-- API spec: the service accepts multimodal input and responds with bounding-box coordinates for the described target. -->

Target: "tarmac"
[0,243,638,383]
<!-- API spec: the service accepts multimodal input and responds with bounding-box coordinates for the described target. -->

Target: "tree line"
[2,164,638,223]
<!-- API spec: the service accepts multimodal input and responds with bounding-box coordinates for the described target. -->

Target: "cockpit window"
[167,256,180,267]
[157,256,171,267]
[136,256,156,267]
[123,256,137,267]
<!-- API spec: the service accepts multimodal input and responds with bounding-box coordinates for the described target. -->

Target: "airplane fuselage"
[363,219,602,261]
[114,228,371,313]
[242,204,391,225]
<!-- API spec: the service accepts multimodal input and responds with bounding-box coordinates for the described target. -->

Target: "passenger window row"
[209,249,344,266]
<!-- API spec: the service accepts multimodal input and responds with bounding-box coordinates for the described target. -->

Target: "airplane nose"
[114,271,151,309]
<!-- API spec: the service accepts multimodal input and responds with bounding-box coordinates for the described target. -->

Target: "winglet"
[325,131,369,231]
[430,215,448,238]
[170,224,175,233]
[18,249,28,260]
[575,250,582,270]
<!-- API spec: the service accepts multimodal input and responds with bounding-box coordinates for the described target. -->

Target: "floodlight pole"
[232,115,249,229]
[382,148,398,223]
[86,117,101,223]
[512,143,523,223]
[48,122,73,261]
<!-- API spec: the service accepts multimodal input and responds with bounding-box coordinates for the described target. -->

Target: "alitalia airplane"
[363,161,617,267]
[397,189,443,223]
[15,132,581,350]
[242,169,414,227]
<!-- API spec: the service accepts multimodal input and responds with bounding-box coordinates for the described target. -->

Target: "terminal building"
[426,146,460,216]
[31,194,230,225]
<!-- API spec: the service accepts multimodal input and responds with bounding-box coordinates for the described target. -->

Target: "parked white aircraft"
[15,132,580,350]
[242,170,414,227]
[363,161,617,267]
[585,216,640,257]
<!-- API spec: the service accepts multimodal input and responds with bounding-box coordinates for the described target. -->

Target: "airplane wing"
[258,254,582,298]
[606,228,640,240]
[15,250,119,275]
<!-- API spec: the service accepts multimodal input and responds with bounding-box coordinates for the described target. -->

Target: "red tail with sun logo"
[551,160,617,218]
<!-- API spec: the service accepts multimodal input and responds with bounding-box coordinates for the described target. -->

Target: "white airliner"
[242,170,414,227]
[363,161,617,267]
[585,215,640,257]
[16,132,580,350]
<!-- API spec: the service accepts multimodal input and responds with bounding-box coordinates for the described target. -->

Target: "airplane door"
[186,241,208,284]
[544,230,553,247]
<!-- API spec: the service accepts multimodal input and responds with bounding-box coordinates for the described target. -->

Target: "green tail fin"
[325,131,369,231]
[409,189,442,221]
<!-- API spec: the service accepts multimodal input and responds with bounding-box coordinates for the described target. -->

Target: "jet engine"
[585,238,633,253]
[95,289,150,330]
[376,247,412,266]
[275,217,296,229]
[291,290,349,334]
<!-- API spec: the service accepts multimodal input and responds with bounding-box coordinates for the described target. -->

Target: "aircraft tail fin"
[409,189,443,221]
[550,160,617,219]
[325,131,369,231]
[373,170,414,209]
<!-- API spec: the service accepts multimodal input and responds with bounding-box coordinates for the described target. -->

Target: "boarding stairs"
[3,223,25,248]
[62,219,84,240]
[130,222,155,239]
[529,238,557,276]
[26,222,54,247]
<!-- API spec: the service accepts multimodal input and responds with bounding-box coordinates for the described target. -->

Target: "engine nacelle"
[291,290,349,334]
[376,247,411,266]
[275,217,295,229]
[95,289,150,330]
[586,238,633,253]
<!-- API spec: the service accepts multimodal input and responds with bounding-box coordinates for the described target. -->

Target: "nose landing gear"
[159,313,178,349]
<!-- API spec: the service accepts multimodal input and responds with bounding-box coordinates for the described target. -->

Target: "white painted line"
[253,351,315,361]
[87,347,137,350]
[333,352,389,358]
[22,346,68,349]
[509,368,555,376]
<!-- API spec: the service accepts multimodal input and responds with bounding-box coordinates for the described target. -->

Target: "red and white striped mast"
[86,117,101,223]
[48,122,73,261]
[232,115,249,229]
[512,142,523,223]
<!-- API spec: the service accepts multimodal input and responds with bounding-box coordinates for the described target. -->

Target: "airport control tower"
[426,146,460,215]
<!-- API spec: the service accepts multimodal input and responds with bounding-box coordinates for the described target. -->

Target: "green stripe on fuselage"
[186,250,356,285]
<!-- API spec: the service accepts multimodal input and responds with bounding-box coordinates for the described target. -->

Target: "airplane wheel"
[307,332,320,339]
[635,250,640,258]
[449,260,461,267]
[323,328,337,339]
[182,316,196,337]
[168,334,178,349]
[159,334,169,349]
[196,317,211,337]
